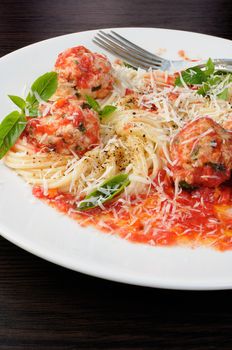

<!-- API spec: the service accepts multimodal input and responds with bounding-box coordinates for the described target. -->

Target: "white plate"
[0,27,232,290]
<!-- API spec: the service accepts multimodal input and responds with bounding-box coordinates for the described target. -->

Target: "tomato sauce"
[177,50,199,62]
[32,171,232,251]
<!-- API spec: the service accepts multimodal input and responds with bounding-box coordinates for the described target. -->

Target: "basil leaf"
[85,95,100,113]
[26,72,58,115]
[175,67,206,86]
[217,88,229,100]
[99,105,117,119]
[77,173,130,210]
[8,95,26,111]
[197,83,210,96]
[0,111,27,159]
[85,95,117,119]
[123,61,138,70]
[204,58,215,76]
[26,106,39,117]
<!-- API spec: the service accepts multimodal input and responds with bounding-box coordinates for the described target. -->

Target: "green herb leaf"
[77,173,130,210]
[85,95,117,119]
[0,111,27,159]
[197,83,210,96]
[175,67,207,86]
[217,88,229,100]
[179,180,196,191]
[99,105,117,119]
[123,61,138,70]
[78,122,86,133]
[8,95,26,111]
[26,72,58,115]
[206,162,226,172]
[175,58,231,101]
[204,58,215,76]
[85,95,100,113]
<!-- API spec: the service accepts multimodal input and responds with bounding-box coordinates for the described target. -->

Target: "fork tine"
[98,31,162,66]
[93,38,147,69]
[93,38,156,70]
[110,30,164,63]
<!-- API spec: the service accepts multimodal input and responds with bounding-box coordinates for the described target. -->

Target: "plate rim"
[0,26,232,64]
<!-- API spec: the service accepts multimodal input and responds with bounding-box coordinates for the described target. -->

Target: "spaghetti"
[3,46,232,250]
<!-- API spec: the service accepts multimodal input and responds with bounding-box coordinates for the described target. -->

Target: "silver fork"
[93,30,232,72]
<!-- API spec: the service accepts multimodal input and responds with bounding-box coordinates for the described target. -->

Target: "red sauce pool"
[33,172,232,251]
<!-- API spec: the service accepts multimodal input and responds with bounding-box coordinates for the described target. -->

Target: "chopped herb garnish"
[91,85,102,92]
[78,122,86,132]
[75,91,81,98]
[206,162,226,172]
[179,180,196,191]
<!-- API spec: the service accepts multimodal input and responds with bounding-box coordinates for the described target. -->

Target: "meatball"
[24,97,100,155]
[54,46,114,99]
[170,117,232,187]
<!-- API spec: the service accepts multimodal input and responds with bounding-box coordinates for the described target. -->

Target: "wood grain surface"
[0,0,232,349]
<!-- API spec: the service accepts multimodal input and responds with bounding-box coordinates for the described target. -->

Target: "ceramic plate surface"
[1,27,232,290]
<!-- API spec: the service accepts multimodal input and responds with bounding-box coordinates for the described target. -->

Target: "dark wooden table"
[1,1,232,349]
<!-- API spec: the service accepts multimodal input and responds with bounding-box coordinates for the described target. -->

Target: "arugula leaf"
[26,72,58,115]
[77,174,130,210]
[175,67,207,86]
[99,105,117,119]
[8,95,26,111]
[175,58,231,101]
[85,95,117,119]
[0,111,27,159]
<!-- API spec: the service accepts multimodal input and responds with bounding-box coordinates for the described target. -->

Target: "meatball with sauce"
[54,46,114,99]
[170,117,232,187]
[24,97,100,155]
